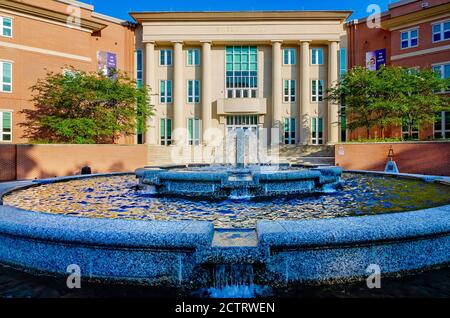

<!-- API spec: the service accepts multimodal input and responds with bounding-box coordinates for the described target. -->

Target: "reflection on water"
[3,174,450,229]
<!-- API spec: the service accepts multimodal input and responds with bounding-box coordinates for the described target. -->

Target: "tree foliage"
[327,66,450,139]
[22,68,152,144]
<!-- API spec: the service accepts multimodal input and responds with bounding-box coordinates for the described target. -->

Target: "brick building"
[346,0,450,141]
[0,0,135,144]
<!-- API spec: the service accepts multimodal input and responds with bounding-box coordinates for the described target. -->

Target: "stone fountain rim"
[0,170,449,285]
[0,170,449,245]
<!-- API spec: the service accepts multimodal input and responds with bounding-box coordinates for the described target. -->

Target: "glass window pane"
[433,24,441,33]
[167,120,172,137]
[318,49,323,64]
[195,49,200,65]
[411,30,418,38]
[2,112,11,131]
[160,119,165,138]
[411,38,418,46]
[188,50,193,65]
[434,33,441,42]
[444,30,450,40]
[401,32,408,40]
[3,18,11,27]
[3,62,11,83]
[444,22,450,31]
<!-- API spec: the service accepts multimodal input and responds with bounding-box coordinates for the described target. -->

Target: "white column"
[172,41,184,145]
[328,41,339,144]
[201,41,212,145]
[145,41,156,145]
[299,41,310,145]
[271,40,283,144]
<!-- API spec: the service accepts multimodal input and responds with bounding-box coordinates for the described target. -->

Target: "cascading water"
[205,264,270,298]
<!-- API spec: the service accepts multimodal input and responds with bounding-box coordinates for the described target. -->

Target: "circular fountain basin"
[0,170,449,288]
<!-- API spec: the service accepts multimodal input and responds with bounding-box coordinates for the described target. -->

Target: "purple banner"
[97,51,117,78]
[366,48,386,71]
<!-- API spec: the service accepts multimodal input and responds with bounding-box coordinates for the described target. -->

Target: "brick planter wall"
[335,141,450,176]
[0,145,16,181]
[0,144,148,181]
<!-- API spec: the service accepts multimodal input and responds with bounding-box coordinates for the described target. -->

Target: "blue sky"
[85,0,396,21]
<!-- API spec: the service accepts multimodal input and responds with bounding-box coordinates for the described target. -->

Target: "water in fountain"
[205,264,270,298]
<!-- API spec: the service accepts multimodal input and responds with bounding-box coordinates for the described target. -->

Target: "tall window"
[187,49,200,66]
[136,50,143,88]
[340,105,347,142]
[432,21,450,43]
[0,111,12,142]
[400,29,418,49]
[339,48,347,78]
[435,111,450,139]
[226,46,258,98]
[283,80,296,102]
[311,117,323,145]
[0,17,12,37]
[160,118,172,145]
[283,48,296,65]
[311,48,323,65]
[188,118,201,145]
[187,80,200,103]
[284,117,296,144]
[402,120,419,140]
[432,63,450,92]
[311,79,324,102]
[160,49,172,66]
[0,61,12,93]
[160,80,172,103]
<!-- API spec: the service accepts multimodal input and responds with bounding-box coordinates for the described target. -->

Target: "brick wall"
[335,142,450,176]
[0,144,148,181]
[0,145,16,181]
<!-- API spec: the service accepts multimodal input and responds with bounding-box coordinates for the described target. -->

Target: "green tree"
[399,68,449,140]
[327,66,379,138]
[22,68,152,144]
[327,66,449,140]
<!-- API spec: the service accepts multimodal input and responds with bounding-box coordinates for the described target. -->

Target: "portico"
[132,11,350,150]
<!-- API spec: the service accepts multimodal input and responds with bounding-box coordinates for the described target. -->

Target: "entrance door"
[225,115,259,164]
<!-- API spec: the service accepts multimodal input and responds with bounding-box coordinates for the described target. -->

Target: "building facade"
[131,11,350,154]
[0,0,135,144]
[347,0,450,141]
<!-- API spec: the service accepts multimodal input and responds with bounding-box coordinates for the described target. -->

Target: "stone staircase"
[147,145,174,166]
[146,144,336,167]
[278,145,336,166]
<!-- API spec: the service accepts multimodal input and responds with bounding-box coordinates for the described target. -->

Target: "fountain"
[136,128,342,200]
[1,130,449,295]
